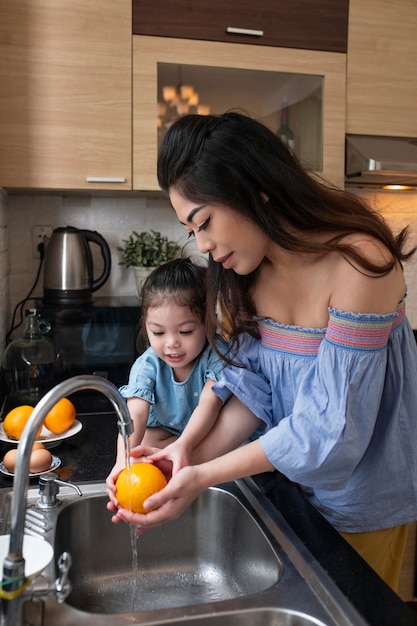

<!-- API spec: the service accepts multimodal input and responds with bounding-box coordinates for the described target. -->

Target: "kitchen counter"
[1,390,417,626]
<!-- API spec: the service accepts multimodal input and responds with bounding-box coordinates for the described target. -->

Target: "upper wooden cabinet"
[347,0,417,137]
[0,0,132,191]
[133,0,349,53]
[133,36,347,191]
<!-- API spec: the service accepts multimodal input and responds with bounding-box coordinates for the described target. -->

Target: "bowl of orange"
[0,397,81,447]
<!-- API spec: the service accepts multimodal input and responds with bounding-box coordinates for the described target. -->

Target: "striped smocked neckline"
[258,302,405,356]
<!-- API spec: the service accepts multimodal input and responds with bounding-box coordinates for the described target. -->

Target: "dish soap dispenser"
[1,309,63,414]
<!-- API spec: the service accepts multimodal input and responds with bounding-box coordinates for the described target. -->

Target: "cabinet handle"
[226,27,264,37]
[86,177,126,183]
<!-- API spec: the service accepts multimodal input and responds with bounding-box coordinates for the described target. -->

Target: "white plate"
[0,534,53,579]
[0,454,61,478]
[0,419,82,448]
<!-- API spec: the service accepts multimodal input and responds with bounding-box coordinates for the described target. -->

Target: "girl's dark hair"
[137,257,207,351]
[157,111,415,350]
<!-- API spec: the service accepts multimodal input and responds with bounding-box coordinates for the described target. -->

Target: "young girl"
[109,112,417,592]
[107,257,257,483]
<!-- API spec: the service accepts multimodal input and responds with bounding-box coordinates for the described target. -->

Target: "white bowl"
[0,534,53,579]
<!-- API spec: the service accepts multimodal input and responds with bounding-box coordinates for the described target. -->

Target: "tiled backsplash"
[5,193,200,325]
[2,188,417,358]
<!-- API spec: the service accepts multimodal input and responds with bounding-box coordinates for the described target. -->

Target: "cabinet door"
[347,0,417,137]
[133,0,349,53]
[133,36,346,191]
[0,0,132,191]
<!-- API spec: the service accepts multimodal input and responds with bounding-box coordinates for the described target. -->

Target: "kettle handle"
[80,229,112,292]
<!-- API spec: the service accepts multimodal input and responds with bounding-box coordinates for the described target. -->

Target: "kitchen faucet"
[0,375,134,626]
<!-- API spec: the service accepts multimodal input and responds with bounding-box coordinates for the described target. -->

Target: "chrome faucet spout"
[118,412,134,439]
[1,375,133,625]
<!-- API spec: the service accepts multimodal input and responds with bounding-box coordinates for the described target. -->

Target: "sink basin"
[117,607,331,625]
[54,488,282,614]
[0,478,369,626]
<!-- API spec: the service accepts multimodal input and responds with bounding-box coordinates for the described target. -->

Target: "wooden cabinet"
[346,0,417,137]
[0,0,132,191]
[133,0,349,53]
[133,36,347,191]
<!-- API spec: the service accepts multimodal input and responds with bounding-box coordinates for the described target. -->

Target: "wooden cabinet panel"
[133,0,349,53]
[347,0,417,137]
[133,36,346,190]
[0,0,132,191]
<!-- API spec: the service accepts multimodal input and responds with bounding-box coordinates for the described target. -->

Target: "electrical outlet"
[32,225,53,258]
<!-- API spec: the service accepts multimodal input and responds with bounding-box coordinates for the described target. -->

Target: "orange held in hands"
[115,462,168,514]
[2,405,41,441]
[44,398,76,434]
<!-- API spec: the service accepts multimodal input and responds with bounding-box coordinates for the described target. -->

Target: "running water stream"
[121,432,141,614]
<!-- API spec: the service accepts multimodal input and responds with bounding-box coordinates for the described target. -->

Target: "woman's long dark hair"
[157,112,415,350]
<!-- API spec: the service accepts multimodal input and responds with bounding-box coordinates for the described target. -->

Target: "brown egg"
[3,443,52,474]
[32,442,45,451]
[29,448,52,473]
[2,449,18,472]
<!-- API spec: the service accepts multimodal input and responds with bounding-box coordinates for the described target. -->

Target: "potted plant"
[118,230,181,295]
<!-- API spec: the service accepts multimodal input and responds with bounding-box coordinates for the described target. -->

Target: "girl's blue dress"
[119,339,226,436]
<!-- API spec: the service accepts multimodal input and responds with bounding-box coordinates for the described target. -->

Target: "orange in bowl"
[2,405,41,441]
[44,398,76,434]
[115,463,167,514]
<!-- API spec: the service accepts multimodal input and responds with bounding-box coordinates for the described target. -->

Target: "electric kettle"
[43,226,111,305]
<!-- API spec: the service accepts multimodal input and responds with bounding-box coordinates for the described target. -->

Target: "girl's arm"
[179,380,222,449]
[150,380,222,472]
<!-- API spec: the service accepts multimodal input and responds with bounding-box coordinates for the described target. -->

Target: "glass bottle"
[1,309,63,414]
[277,102,295,151]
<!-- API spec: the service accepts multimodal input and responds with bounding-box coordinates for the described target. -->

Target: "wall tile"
[6,193,192,318]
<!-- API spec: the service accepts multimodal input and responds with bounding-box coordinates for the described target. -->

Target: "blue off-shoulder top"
[213,301,417,532]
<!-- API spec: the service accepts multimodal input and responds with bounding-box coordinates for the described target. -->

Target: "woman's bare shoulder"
[329,234,405,314]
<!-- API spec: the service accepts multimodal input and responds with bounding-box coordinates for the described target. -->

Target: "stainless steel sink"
[54,488,281,614]
[0,478,369,626]
[120,608,337,625]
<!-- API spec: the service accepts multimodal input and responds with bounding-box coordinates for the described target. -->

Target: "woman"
[109,112,417,591]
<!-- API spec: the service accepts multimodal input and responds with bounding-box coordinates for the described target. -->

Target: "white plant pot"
[133,266,156,298]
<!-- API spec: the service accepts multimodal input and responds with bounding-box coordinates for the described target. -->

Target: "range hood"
[345,135,417,187]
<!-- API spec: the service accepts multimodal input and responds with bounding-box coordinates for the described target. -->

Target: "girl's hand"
[149,441,191,475]
[129,445,174,481]
[106,461,125,508]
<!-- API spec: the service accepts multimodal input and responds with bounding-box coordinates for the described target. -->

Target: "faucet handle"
[37,472,82,509]
[55,551,72,603]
